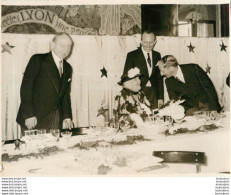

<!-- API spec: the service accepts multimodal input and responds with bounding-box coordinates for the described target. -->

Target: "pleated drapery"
[1,34,229,140]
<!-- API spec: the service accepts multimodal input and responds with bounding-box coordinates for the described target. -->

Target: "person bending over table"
[114,67,153,130]
[157,55,221,115]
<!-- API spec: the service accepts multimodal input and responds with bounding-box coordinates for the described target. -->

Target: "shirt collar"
[174,66,185,83]
[52,51,63,65]
[174,66,181,78]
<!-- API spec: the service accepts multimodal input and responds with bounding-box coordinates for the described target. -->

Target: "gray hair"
[52,32,73,44]
[161,55,178,67]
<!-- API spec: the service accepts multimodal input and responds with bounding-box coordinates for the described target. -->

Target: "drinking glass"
[50,129,60,142]
[114,122,120,131]
[61,130,72,145]
[210,111,219,120]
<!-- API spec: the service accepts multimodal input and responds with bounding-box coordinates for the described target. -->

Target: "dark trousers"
[143,87,158,109]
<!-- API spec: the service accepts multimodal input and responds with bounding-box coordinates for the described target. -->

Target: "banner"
[1,5,141,35]
[1,9,97,35]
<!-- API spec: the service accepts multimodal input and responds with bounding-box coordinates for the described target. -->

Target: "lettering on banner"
[1,9,97,35]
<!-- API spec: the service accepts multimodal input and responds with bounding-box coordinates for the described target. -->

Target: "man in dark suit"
[157,55,221,115]
[16,32,74,135]
[123,30,163,109]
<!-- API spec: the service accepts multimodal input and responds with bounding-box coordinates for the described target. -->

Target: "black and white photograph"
[0,1,230,177]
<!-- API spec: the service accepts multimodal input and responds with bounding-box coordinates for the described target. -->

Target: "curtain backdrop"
[1,34,229,140]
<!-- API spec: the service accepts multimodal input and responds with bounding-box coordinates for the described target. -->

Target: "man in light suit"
[17,32,74,135]
[123,30,164,109]
[157,55,221,115]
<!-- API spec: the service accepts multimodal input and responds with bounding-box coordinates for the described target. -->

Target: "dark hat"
[118,67,142,85]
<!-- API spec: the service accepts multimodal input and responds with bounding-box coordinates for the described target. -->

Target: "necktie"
[58,60,63,77]
[147,53,151,67]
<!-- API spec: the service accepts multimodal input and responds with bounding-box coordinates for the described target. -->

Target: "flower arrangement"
[157,100,185,121]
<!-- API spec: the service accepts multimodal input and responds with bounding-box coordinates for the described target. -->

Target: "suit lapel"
[137,48,149,77]
[59,61,69,96]
[43,52,60,94]
[151,50,159,67]
[151,50,157,77]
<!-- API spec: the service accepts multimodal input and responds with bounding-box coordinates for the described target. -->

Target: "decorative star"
[220,41,227,52]
[205,64,211,74]
[187,43,195,53]
[100,67,108,78]
[97,106,109,117]
[2,42,15,54]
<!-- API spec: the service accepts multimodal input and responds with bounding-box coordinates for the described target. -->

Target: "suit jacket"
[123,47,163,100]
[16,52,72,130]
[165,64,221,112]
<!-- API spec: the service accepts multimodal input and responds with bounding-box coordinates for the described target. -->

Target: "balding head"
[51,32,73,59]
[162,55,178,68]
[53,32,73,43]
[157,55,178,78]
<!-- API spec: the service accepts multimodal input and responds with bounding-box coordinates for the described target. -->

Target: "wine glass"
[119,120,131,132]
[114,122,120,131]
[61,130,72,145]
[104,122,109,130]
[50,129,60,142]
[210,111,219,121]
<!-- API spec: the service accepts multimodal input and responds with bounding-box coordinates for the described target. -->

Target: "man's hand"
[25,116,37,129]
[63,119,74,130]
[158,99,164,108]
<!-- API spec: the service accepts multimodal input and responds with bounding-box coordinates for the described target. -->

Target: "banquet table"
[1,112,230,176]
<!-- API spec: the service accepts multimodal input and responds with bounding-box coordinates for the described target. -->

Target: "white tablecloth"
[1,113,230,176]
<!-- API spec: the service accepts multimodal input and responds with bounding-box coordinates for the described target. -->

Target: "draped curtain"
[99,5,121,35]
[99,5,141,35]
[1,34,229,140]
[120,5,141,29]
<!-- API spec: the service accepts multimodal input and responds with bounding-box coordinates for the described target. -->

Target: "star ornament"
[220,41,227,52]
[205,64,211,74]
[187,43,195,53]
[2,42,15,54]
[100,67,108,78]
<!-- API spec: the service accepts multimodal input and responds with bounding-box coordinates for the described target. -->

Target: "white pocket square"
[68,78,71,82]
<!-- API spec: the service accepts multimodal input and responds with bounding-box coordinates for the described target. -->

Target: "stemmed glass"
[50,129,60,142]
[114,122,120,131]
[61,130,72,146]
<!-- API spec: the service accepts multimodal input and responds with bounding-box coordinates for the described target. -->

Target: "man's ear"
[153,40,157,47]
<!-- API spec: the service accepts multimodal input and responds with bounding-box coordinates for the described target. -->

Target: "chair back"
[153,151,206,173]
